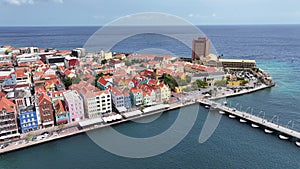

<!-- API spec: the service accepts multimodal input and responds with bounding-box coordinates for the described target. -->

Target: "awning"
[116,106,127,113]
[79,117,103,127]
[102,114,122,123]
[122,110,142,118]
[57,119,68,124]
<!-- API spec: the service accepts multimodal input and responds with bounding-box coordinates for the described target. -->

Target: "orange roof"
[0,96,15,113]
[111,86,123,96]
[37,93,51,104]
[34,71,44,77]
[122,90,130,97]
[130,88,142,94]
[82,88,109,98]
[97,77,109,86]
[15,69,27,78]
[54,100,66,115]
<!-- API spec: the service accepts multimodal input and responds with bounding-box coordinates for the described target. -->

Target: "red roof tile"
[0,96,15,113]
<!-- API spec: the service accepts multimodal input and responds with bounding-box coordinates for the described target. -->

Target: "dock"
[198,99,300,143]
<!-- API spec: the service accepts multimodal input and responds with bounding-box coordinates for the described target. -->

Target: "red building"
[37,93,55,128]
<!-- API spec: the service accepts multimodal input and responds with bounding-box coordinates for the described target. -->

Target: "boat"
[229,114,236,119]
[251,123,259,128]
[264,128,274,134]
[239,119,247,123]
[223,101,228,105]
[279,134,290,140]
[205,105,210,109]
[219,111,226,115]
[296,140,300,147]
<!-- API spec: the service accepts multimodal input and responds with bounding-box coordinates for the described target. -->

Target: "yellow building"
[219,59,256,69]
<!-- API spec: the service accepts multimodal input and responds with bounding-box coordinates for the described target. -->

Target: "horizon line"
[1,23,300,27]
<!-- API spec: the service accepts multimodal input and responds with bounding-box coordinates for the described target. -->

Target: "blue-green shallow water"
[1,25,300,168]
[1,106,299,169]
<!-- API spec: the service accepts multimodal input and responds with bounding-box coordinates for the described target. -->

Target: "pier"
[198,99,300,144]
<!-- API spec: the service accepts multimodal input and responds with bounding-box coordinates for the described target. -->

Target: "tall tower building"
[192,37,210,60]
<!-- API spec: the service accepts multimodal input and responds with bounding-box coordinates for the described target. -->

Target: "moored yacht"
[229,114,236,119]
[239,119,247,123]
[219,111,226,115]
[251,123,259,128]
[295,140,300,147]
[279,134,290,140]
[264,128,274,134]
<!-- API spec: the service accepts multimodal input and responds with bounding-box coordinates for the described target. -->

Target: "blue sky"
[0,0,300,26]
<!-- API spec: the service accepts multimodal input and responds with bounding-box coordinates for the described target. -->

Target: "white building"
[110,87,125,109]
[81,87,112,119]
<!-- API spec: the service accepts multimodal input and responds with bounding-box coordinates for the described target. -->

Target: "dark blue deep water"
[0,25,300,169]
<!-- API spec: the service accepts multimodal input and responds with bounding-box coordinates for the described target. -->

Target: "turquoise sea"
[0,25,299,169]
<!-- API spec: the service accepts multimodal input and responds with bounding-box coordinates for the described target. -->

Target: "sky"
[0,0,300,26]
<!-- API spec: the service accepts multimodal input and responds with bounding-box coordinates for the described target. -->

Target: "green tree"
[101,59,108,65]
[241,80,249,86]
[25,133,34,141]
[214,80,227,87]
[63,77,73,89]
[194,80,208,88]
[58,124,65,133]
[163,74,178,91]
[124,60,132,66]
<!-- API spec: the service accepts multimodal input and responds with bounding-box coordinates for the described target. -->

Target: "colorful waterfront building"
[123,90,132,109]
[36,93,55,128]
[158,82,171,102]
[81,87,112,118]
[19,107,39,133]
[97,77,112,90]
[110,87,125,111]
[63,90,85,122]
[129,88,143,106]
[53,100,70,125]
[0,96,20,140]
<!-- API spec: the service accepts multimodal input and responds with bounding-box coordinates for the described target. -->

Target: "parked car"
[0,143,9,149]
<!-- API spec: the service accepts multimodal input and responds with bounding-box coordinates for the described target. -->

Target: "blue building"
[4,73,16,86]
[123,91,132,109]
[19,109,39,133]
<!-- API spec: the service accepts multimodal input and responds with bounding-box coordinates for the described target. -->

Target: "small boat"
[229,114,236,119]
[264,128,274,134]
[279,134,290,140]
[223,101,228,105]
[296,140,300,147]
[251,124,259,128]
[205,105,210,109]
[239,119,247,123]
[219,111,226,115]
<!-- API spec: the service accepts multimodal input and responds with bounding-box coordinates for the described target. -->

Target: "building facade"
[19,108,39,133]
[37,93,55,128]
[192,37,210,60]
[123,91,132,109]
[110,87,125,109]
[81,88,112,119]
[63,90,85,122]
[0,96,20,140]
[130,88,143,106]
[54,100,70,125]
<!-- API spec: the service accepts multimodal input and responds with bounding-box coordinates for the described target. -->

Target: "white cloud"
[2,0,64,5]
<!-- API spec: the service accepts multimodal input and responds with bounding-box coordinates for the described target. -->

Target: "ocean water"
[0,25,300,169]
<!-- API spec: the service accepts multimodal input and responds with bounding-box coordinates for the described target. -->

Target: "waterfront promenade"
[0,84,281,154]
[0,100,194,154]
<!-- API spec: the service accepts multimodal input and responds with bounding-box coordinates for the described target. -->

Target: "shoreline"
[0,100,195,154]
[0,84,274,155]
